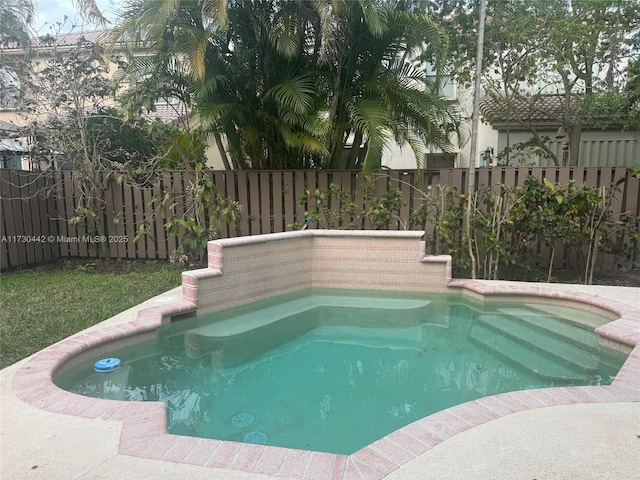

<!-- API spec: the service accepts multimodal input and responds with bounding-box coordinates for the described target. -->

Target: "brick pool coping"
[11,280,640,480]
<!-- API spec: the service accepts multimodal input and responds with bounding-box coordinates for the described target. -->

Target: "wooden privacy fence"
[1,166,638,271]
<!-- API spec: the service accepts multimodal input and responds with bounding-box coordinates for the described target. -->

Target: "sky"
[33,0,120,34]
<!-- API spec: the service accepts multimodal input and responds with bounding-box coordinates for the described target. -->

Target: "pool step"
[469,325,588,383]
[472,313,600,377]
[190,295,431,338]
[520,303,612,329]
[184,294,431,361]
[495,307,600,353]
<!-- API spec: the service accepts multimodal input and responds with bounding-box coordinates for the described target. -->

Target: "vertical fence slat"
[282,171,295,231]
[211,171,227,238]
[609,167,628,215]
[161,173,176,254]
[448,169,463,194]
[259,172,271,234]
[271,171,284,233]
[247,170,259,234]
[397,171,413,231]
[110,177,127,258]
[528,167,545,182]
[373,172,387,229]
[574,166,587,185]
[224,171,238,238]
[12,172,36,265]
[626,175,640,267]
[0,173,8,269]
[585,166,599,187]
[477,168,491,190]
[310,170,321,196]
[293,171,306,226]
[503,167,517,188]
[209,171,223,238]
[47,174,60,262]
[361,172,374,230]
[68,173,81,257]
[596,167,615,270]
[152,178,171,260]
[247,171,261,235]
[37,174,54,263]
[74,175,89,259]
[132,186,146,259]
[235,171,249,237]
[557,166,572,185]
[2,172,23,267]
[56,173,69,257]
[352,171,366,229]
[386,171,402,230]
[122,180,136,259]
[141,185,156,259]
[28,174,45,264]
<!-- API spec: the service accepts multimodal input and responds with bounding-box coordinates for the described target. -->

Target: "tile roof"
[2,29,111,50]
[480,94,626,130]
[142,103,188,125]
[479,95,567,123]
[34,29,110,48]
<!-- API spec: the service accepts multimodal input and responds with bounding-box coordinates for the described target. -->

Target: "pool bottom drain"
[231,412,254,428]
[243,431,267,445]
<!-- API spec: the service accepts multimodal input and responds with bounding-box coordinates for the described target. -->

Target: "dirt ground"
[547,268,640,287]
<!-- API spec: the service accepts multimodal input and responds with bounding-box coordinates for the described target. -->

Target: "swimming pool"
[55,288,625,454]
[11,231,640,480]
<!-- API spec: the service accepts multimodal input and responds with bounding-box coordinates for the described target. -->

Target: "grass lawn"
[0,260,183,370]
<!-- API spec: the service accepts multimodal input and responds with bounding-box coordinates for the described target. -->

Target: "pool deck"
[1,281,639,480]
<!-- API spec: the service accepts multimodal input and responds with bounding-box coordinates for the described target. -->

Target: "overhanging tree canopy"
[437,0,640,166]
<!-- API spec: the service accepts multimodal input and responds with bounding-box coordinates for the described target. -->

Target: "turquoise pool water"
[55,289,626,454]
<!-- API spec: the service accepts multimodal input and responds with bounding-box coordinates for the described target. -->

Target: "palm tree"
[111,0,461,170]
[113,0,329,169]
[0,0,35,111]
[0,0,35,47]
[195,0,331,169]
[318,0,461,170]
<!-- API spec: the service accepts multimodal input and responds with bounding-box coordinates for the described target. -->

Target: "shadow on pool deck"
[1,282,639,480]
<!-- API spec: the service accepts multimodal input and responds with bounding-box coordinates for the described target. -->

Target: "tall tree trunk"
[213,131,231,170]
[329,127,348,169]
[569,122,581,166]
[345,130,364,169]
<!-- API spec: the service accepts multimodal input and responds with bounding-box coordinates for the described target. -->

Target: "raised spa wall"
[181,230,452,316]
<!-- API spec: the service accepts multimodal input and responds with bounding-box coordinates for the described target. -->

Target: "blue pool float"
[94,358,121,372]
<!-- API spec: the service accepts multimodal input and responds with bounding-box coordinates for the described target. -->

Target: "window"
[426,62,456,99]
[424,153,457,169]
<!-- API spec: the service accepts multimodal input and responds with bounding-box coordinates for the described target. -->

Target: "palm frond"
[279,124,330,158]
[265,74,317,116]
[357,0,388,38]
[345,98,391,171]
[267,9,300,60]
[175,26,211,83]
[73,0,108,28]
[0,0,35,46]
[201,0,228,30]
